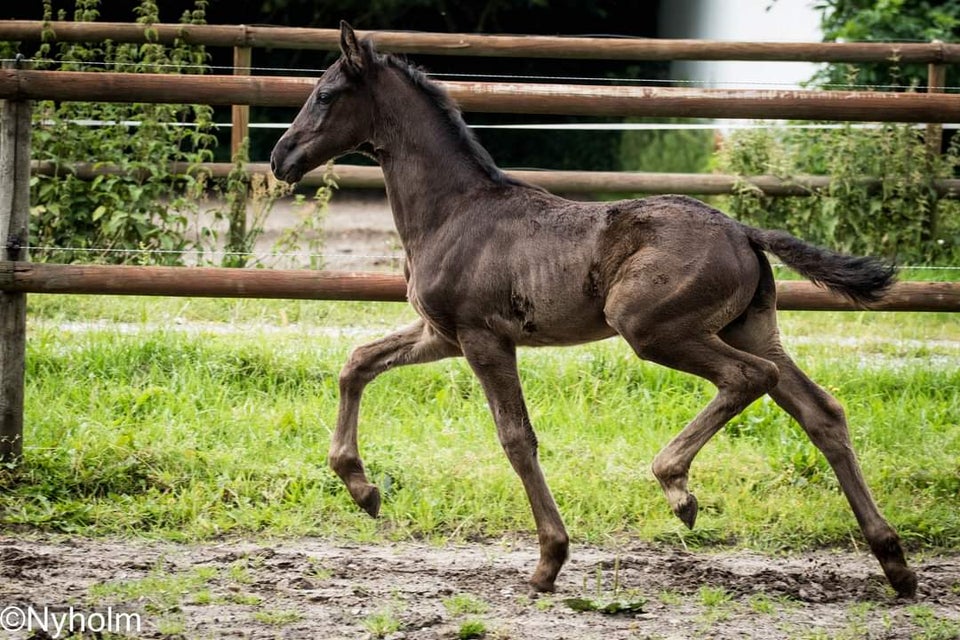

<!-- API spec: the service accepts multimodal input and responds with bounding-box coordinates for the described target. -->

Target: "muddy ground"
[1,534,958,639]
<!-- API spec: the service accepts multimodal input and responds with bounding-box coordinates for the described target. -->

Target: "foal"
[271,22,916,598]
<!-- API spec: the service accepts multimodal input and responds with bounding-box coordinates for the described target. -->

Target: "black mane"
[371,43,532,189]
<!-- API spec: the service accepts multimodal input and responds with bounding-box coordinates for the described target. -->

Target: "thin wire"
[6,57,960,92]
[36,118,960,131]
[26,245,404,262]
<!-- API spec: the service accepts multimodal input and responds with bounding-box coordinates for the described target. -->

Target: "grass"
[364,609,403,637]
[906,605,960,640]
[1,295,958,555]
[444,593,490,616]
[253,609,303,626]
[458,619,488,639]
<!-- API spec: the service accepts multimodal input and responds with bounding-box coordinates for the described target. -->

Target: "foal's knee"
[339,347,375,395]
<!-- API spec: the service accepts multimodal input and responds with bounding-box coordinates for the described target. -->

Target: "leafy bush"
[27,0,215,265]
[619,118,715,174]
[815,0,960,90]
[717,123,960,264]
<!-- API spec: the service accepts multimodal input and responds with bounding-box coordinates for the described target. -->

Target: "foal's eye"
[317,91,333,105]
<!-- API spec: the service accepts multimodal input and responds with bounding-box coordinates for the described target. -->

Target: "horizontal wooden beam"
[33,161,960,198]
[3,69,960,122]
[0,262,406,301]
[1,262,956,312]
[1,21,958,63]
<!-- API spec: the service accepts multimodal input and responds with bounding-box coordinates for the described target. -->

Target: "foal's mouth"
[269,155,305,185]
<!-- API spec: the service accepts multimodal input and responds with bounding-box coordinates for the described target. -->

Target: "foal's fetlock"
[652,458,698,528]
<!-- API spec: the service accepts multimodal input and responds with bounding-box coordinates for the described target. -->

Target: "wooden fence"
[2,21,959,62]
[32,161,960,198]
[1,23,959,462]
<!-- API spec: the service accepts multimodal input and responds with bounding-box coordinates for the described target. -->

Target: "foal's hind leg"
[608,306,780,529]
[645,336,779,528]
[332,319,460,517]
[721,312,917,598]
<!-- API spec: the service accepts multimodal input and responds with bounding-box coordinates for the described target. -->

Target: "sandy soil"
[1,534,958,639]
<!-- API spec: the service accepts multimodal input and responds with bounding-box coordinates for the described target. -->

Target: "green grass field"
[2,294,958,556]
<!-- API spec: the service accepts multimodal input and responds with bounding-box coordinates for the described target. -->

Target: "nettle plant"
[718,122,960,265]
[27,0,215,265]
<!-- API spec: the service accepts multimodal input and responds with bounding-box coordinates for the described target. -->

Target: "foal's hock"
[270,21,916,598]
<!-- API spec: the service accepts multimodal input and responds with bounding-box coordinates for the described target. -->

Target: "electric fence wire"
[23,245,960,273]
[4,56,960,92]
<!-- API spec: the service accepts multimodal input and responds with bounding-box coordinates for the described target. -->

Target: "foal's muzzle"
[269,137,303,184]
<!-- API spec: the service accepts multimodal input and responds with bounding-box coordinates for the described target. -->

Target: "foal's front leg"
[459,330,569,592]
[332,319,460,516]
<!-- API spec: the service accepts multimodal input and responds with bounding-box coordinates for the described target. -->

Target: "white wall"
[659,0,823,88]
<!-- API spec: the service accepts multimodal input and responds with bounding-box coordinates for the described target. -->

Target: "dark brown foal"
[270,22,916,598]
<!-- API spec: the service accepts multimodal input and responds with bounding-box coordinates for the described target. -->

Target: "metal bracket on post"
[0,55,31,463]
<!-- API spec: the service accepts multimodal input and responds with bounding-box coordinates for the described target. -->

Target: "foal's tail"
[741,226,896,306]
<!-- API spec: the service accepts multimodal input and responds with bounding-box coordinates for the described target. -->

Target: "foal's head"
[270,22,378,184]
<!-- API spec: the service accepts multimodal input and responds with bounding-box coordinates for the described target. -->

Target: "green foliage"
[619,119,715,174]
[815,0,960,89]
[717,123,960,264]
[364,609,402,638]
[564,558,646,615]
[28,0,215,265]
[443,593,490,616]
[457,620,488,639]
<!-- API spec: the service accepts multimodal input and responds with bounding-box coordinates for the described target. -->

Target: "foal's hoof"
[675,494,698,530]
[889,566,918,599]
[353,484,381,519]
[528,576,557,594]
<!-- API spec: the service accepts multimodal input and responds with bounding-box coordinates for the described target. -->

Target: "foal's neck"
[372,69,509,256]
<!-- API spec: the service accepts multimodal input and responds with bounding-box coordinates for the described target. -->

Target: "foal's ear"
[339,20,365,76]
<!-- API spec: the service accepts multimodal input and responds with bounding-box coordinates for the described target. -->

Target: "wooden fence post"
[226,42,253,267]
[925,46,947,244]
[0,57,31,463]
[231,43,252,159]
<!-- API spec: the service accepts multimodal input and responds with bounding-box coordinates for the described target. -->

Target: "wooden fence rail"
[2,21,959,63]
[2,262,958,312]
[33,161,960,198]
[3,69,960,122]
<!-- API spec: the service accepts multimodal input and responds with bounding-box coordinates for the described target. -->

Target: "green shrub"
[717,123,960,264]
[26,0,216,265]
[619,118,715,174]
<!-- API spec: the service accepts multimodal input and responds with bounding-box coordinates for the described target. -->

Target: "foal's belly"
[509,293,616,347]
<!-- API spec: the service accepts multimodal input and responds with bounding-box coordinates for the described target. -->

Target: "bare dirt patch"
[1,535,958,639]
